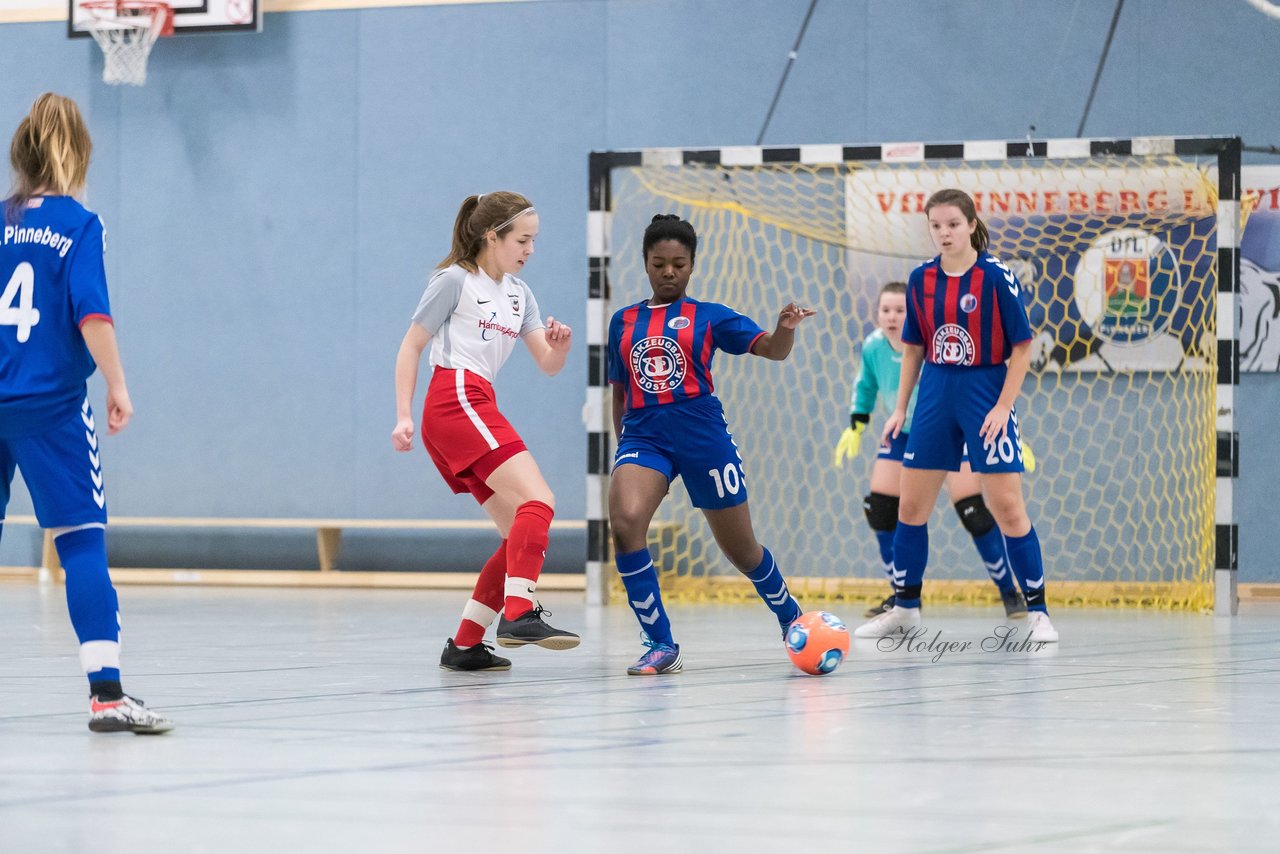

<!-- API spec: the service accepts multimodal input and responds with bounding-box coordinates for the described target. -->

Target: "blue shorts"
[878,429,970,465]
[0,399,108,528]
[903,364,1024,473]
[876,430,911,462]
[614,395,748,510]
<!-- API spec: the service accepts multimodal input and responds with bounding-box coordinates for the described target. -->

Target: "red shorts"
[421,368,526,504]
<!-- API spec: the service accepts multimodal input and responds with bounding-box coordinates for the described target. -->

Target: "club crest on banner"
[1073,228,1181,346]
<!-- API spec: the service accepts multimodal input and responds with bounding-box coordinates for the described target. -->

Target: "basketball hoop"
[80,0,174,87]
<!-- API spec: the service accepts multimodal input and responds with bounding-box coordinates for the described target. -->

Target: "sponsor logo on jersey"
[667,316,690,330]
[629,336,687,394]
[479,311,519,342]
[932,323,976,365]
[959,293,978,313]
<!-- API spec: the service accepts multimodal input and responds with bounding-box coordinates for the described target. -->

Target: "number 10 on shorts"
[708,462,744,498]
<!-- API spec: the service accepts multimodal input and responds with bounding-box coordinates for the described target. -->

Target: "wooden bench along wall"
[3,515,587,590]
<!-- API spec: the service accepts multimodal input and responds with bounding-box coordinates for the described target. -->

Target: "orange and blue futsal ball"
[785,611,850,675]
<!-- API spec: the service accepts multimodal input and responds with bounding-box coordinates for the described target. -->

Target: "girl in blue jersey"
[0,94,172,732]
[854,189,1058,644]
[607,215,815,675]
[835,281,1028,620]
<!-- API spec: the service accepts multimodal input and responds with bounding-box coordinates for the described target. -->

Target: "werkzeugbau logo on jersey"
[932,324,976,365]
[630,336,687,393]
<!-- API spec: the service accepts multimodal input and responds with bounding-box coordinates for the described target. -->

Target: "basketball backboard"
[68,0,261,37]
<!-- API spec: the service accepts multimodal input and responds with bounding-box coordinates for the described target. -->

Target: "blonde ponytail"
[7,93,92,224]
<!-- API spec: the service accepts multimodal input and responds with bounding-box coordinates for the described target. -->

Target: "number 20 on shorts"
[983,412,1022,466]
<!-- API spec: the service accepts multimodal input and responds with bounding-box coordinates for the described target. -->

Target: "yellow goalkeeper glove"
[1020,440,1036,473]
[833,421,867,468]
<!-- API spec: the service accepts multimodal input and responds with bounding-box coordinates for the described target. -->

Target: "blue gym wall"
[0,0,1278,578]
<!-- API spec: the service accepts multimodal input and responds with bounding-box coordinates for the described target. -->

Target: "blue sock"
[744,546,801,628]
[972,528,1017,593]
[892,522,928,608]
[1005,526,1047,613]
[873,528,896,583]
[55,528,122,690]
[616,547,674,646]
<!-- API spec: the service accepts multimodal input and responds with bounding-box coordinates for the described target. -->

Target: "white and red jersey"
[411,264,543,383]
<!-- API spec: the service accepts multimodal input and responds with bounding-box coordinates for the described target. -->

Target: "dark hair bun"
[642,214,698,262]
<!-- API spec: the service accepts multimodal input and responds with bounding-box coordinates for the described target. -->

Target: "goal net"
[589,140,1242,611]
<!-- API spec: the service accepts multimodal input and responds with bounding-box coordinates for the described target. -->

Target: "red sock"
[454,541,507,648]
[504,500,554,619]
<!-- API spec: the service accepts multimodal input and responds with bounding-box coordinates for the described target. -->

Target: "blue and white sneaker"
[626,637,682,676]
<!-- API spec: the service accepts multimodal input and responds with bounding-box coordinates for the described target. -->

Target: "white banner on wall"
[1241,165,1280,372]
[845,163,1217,373]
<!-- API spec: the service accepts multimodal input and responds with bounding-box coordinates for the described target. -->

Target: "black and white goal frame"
[586,136,1242,615]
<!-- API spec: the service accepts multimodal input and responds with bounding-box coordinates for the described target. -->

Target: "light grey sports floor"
[1,578,1278,853]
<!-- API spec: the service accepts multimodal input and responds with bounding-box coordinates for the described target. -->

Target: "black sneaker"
[440,639,512,671]
[864,593,896,618]
[496,603,581,650]
[1001,588,1028,619]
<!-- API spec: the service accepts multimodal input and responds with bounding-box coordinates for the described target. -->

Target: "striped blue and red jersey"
[902,254,1033,366]
[607,297,766,410]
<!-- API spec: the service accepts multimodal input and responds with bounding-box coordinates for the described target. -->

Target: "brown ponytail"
[437,190,535,272]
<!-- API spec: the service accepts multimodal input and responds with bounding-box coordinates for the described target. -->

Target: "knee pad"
[863,492,899,532]
[954,495,996,537]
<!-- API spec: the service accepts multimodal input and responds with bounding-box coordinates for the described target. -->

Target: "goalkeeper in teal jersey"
[834,282,1032,618]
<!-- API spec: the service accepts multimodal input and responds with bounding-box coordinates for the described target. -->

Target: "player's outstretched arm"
[751,302,816,361]
[524,316,572,376]
[392,324,431,451]
[80,318,132,435]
